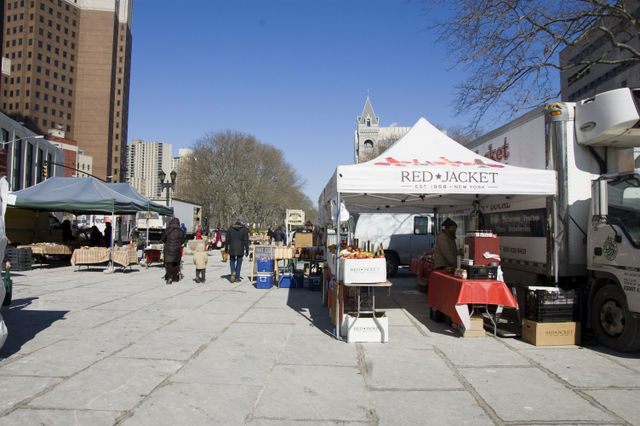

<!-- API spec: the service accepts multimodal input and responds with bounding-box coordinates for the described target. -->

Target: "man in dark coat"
[225,216,249,283]
[161,217,184,284]
[273,226,285,246]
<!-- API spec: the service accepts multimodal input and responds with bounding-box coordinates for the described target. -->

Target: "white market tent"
[318,118,557,223]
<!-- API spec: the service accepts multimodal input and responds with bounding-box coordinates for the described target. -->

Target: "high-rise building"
[559,5,640,101]
[1,0,133,183]
[126,139,172,199]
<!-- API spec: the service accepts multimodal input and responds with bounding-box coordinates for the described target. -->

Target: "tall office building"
[559,5,640,101]
[126,139,172,200]
[1,0,133,183]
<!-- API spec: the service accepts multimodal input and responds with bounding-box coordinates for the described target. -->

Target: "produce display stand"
[344,281,392,343]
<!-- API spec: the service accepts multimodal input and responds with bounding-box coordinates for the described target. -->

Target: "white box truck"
[353,213,435,276]
[450,87,640,352]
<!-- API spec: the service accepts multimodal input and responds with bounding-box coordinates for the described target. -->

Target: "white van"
[353,213,435,276]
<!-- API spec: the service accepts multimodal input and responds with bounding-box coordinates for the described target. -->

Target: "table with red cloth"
[427,270,518,331]
[70,247,138,270]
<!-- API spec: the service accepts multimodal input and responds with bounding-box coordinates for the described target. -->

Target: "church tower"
[354,96,380,163]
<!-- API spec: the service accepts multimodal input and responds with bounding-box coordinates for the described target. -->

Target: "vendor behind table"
[434,218,459,270]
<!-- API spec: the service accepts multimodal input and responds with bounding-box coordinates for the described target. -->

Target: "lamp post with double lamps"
[158,170,177,207]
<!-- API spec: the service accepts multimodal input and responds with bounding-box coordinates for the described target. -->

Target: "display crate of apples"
[333,244,387,284]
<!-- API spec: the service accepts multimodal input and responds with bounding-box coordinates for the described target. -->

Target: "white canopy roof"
[318,118,557,222]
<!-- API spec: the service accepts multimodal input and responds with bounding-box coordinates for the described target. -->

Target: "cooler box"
[464,236,500,266]
[278,273,293,288]
[256,258,274,273]
[292,273,304,289]
[308,275,322,291]
[256,273,274,289]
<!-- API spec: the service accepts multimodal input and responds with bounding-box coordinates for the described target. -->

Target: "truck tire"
[591,284,640,352]
[385,253,399,277]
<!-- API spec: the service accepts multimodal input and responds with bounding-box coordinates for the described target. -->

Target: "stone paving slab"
[522,347,640,388]
[252,364,371,422]
[460,366,615,422]
[120,382,262,425]
[1,258,640,425]
[585,389,640,426]
[0,408,121,426]
[371,390,495,426]
[27,357,182,411]
[278,333,359,366]
[362,346,463,390]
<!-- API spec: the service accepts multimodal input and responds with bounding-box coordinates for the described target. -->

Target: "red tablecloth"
[427,271,517,324]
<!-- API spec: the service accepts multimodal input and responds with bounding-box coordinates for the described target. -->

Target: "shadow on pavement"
[0,297,68,358]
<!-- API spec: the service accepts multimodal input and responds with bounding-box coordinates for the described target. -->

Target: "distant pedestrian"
[273,225,285,246]
[225,216,249,283]
[193,242,208,283]
[196,227,202,240]
[103,222,112,247]
[180,223,187,246]
[162,217,184,285]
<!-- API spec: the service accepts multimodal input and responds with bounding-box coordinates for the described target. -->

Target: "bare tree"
[176,130,316,230]
[422,0,640,126]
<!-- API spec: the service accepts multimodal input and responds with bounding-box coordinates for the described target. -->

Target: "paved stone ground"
[0,250,639,425]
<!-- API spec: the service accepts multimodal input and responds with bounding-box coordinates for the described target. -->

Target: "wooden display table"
[427,271,517,332]
[70,247,138,270]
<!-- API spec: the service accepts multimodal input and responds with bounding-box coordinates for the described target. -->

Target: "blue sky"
[128,0,476,204]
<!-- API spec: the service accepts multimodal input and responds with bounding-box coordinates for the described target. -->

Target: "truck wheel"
[385,253,399,277]
[591,284,640,352]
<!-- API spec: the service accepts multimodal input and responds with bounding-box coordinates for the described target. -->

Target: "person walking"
[225,216,249,283]
[161,217,184,284]
[195,227,202,240]
[193,242,208,283]
[273,225,285,246]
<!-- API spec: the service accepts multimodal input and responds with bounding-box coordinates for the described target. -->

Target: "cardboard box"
[343,312,388,343]
[521,319,581,346]
[294,232,313,247]
[453,315,486,337]
[339,258,386,284]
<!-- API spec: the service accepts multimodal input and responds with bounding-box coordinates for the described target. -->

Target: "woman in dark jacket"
[161,217,184,284]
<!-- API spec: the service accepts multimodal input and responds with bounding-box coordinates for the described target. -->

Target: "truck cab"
[588,173,640,352]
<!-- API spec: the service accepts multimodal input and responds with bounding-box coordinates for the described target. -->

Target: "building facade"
[559,5,640,101]
[1,0,133,183]
[126,139,172,199]
[354,96,410,164]
[0,111,63,190]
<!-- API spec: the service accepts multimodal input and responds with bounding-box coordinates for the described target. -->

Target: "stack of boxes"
[4,246,32,271]
[255,258,274,289]
[522,288,581,346]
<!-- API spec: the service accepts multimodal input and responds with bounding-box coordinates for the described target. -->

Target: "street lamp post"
[1,134,44,147]
[158,170,177,207]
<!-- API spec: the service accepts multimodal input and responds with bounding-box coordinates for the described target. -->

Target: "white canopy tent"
[318,118,557,223]
[318,118,558,340]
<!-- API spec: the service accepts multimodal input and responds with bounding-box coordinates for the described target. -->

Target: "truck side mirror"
[592,179,608,217]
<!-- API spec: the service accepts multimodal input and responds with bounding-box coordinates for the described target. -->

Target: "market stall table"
[427,270,518,333]
[18,243,72,257]
[343,281,392,343]
[70,247,138,271]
